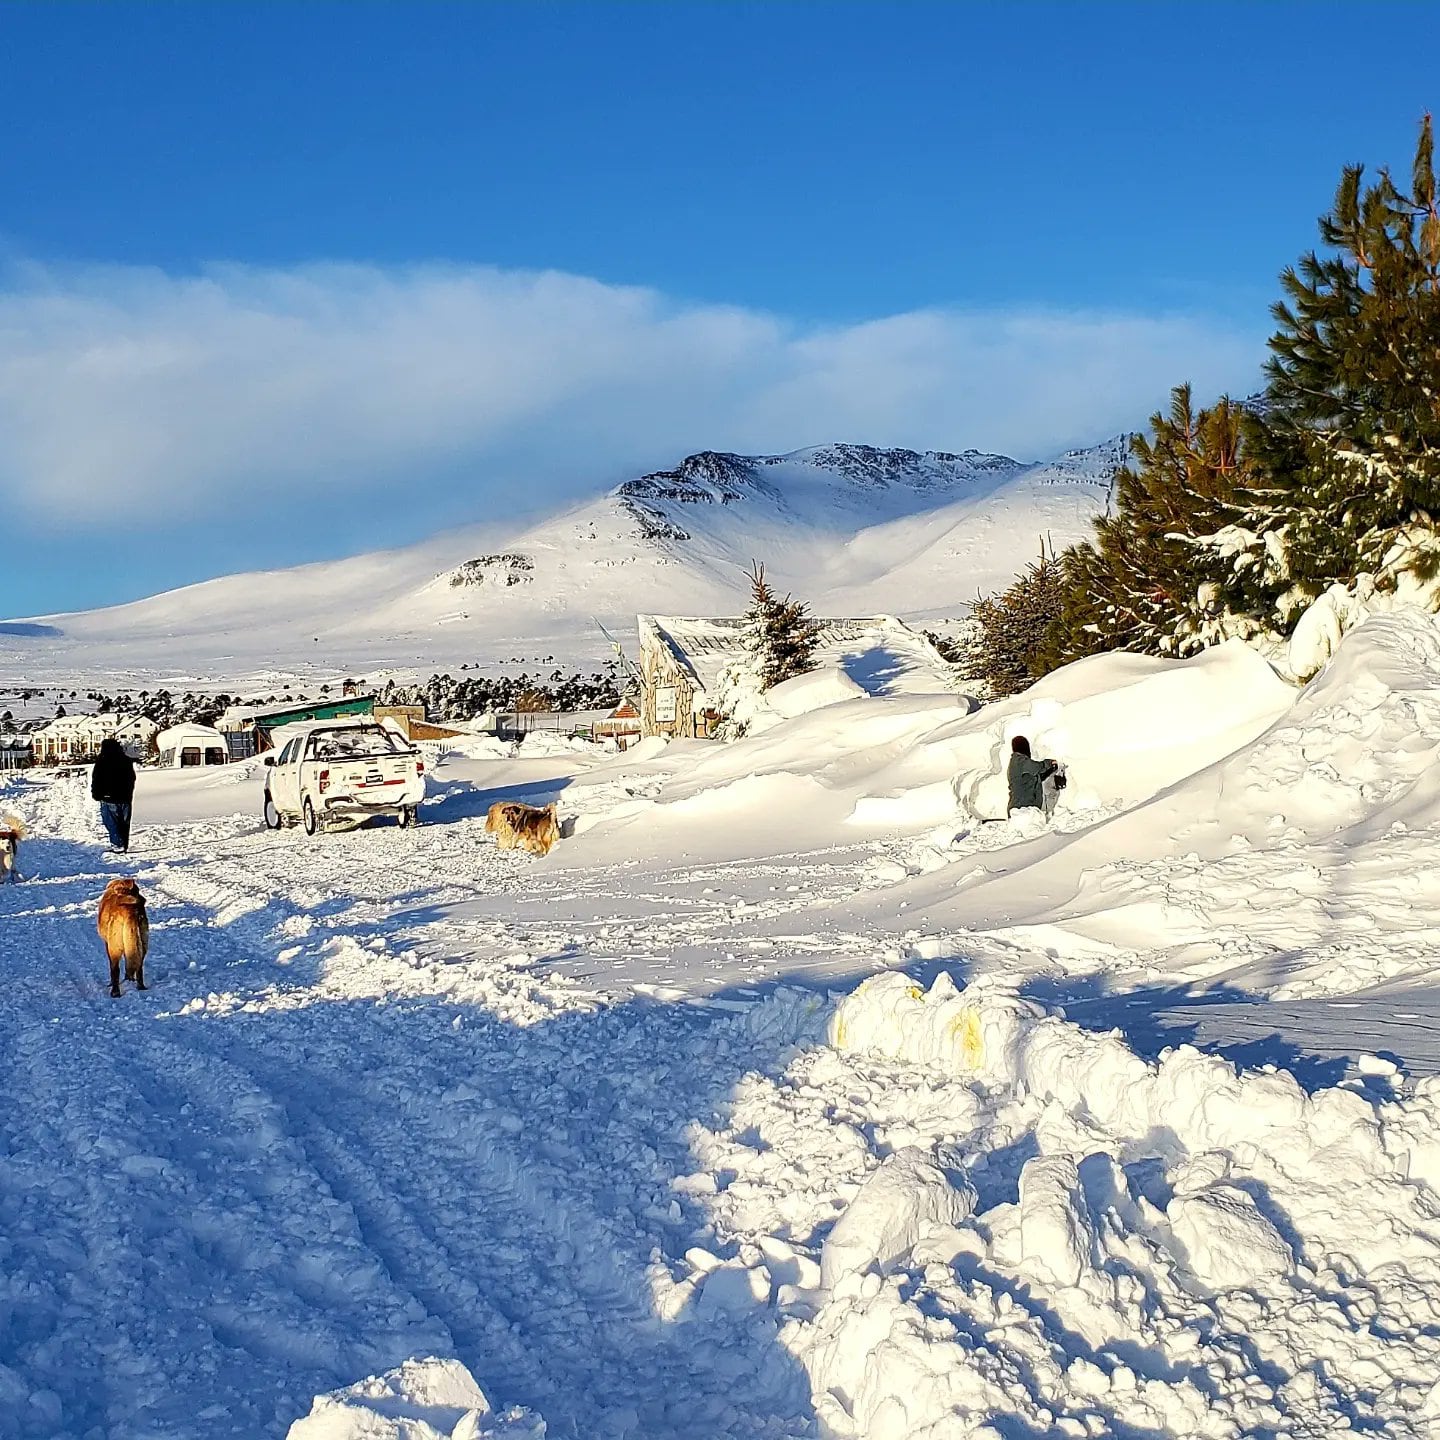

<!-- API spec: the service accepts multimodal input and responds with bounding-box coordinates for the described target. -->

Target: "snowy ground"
[8,612,1440,1437]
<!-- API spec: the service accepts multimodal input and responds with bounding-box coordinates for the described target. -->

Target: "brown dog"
[485,800,560,857]
[97,877,149,997]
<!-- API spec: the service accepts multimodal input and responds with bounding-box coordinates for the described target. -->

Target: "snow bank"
[950,637,1294,820]
[571,634,1293,864]
[903,608,1440,997]
[712,617,964,738]
[287,1359,544,1439]
[755,969,1440,1436]
[765,666,867,719]
[1285,537,1440,681]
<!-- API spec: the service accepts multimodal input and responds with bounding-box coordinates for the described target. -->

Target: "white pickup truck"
[262,721,426,834]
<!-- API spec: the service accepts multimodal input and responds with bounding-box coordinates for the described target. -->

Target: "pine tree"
[963,542,1067,696]
[1047,385,1260,662]
[1238,114,1440,619]
[742,561,820,689]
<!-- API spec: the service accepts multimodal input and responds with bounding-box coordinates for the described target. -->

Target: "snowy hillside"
[11,608,1440,1436]
[0,439,1117,687]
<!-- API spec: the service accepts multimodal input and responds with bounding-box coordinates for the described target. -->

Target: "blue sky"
[3,1,1437,615]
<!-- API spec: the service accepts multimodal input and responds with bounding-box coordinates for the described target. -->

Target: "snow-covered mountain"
[1,438,1123,686]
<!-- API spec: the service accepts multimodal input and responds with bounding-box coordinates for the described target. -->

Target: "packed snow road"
[1,772,826,1438]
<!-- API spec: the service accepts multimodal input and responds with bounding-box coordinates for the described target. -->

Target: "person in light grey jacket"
[1006,735,1058,817]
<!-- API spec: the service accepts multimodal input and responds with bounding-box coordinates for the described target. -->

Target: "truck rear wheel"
[302,796,319,836]
[398,805,418,828]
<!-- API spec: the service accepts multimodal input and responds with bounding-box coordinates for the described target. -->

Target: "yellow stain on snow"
[946,1008,984,1069]
[834,1016,846,1048]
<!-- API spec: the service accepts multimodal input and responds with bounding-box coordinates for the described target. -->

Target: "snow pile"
[819,1146,976,1289]
[828,971,1038,1077]
[710,616,962,739]
[570,636,1293,864]
[948,637,1293,820]
[515,730,614,756]
[677,970,1440,1438]
[764,666,870,721]
[909,608,1440,998]
[1285,536,1440,681]
[288,1358,544,1439]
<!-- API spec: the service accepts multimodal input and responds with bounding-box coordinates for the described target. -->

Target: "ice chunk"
[1017,1154,1094,1289]
[1167,1182,1294,1292]
[287,1357,545,1439]
[821,1146,976,1289]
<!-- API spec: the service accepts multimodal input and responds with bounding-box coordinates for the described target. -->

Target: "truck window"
[308,727,407,761]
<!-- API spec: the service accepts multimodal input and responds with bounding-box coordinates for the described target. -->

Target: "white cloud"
[0,259,1264,532]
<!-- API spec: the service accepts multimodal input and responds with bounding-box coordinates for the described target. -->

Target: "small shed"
[595,699,643,749]
[217,695,377,756]
[374,705,465,744]
[637,616,746,739]
[155,723,230,769]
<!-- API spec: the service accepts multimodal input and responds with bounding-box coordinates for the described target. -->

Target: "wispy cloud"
[0,259,1264,533]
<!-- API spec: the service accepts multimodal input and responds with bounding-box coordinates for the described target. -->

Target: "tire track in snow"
[197,1000,815,1438]
[3,777,816,1437]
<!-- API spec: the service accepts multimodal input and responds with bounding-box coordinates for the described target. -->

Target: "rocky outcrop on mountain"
[618,451,761,506]
[447,554,535,588]
[786,443,1021,489]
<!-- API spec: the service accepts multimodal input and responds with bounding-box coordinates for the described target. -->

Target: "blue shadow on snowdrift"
[0,829,817,1440]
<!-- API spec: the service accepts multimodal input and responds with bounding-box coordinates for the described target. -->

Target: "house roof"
[156,723,227,750]
[637,614,956,700]
[31,712,158,737]
[217,696,376,730]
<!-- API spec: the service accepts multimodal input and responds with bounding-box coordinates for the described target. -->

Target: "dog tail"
[108,910,147,964]
[1,813,25,839]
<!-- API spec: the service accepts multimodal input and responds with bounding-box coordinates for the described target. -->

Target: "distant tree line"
[83,661,626,730]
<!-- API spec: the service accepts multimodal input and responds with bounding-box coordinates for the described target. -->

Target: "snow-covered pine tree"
[962,541,1066,696]
[1232,114,1440,624]
[743,561,820,689]
[1046,386,1260,663]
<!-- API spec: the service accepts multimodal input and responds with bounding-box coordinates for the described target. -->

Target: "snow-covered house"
[29,713,160,764]
[217,695,376,756]
[155,723,230,768]
[636,614,958,739]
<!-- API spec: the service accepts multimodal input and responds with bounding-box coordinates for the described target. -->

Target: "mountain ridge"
[2,434,1125,685]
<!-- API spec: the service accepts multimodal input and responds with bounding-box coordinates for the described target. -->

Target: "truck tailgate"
[321,753,418,798]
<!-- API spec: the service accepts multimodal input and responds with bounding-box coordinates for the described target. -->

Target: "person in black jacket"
[1006,735,1058,818]
[91,737,137,852]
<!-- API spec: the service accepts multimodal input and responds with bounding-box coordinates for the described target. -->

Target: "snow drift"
[567,632,1294,863]
[683,971,1440,1438]
[898,608,1440,996]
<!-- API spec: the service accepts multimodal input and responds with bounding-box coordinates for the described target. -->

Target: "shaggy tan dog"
[0,814,24,883]
[97,877,149,998]
[485,800,560,857]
